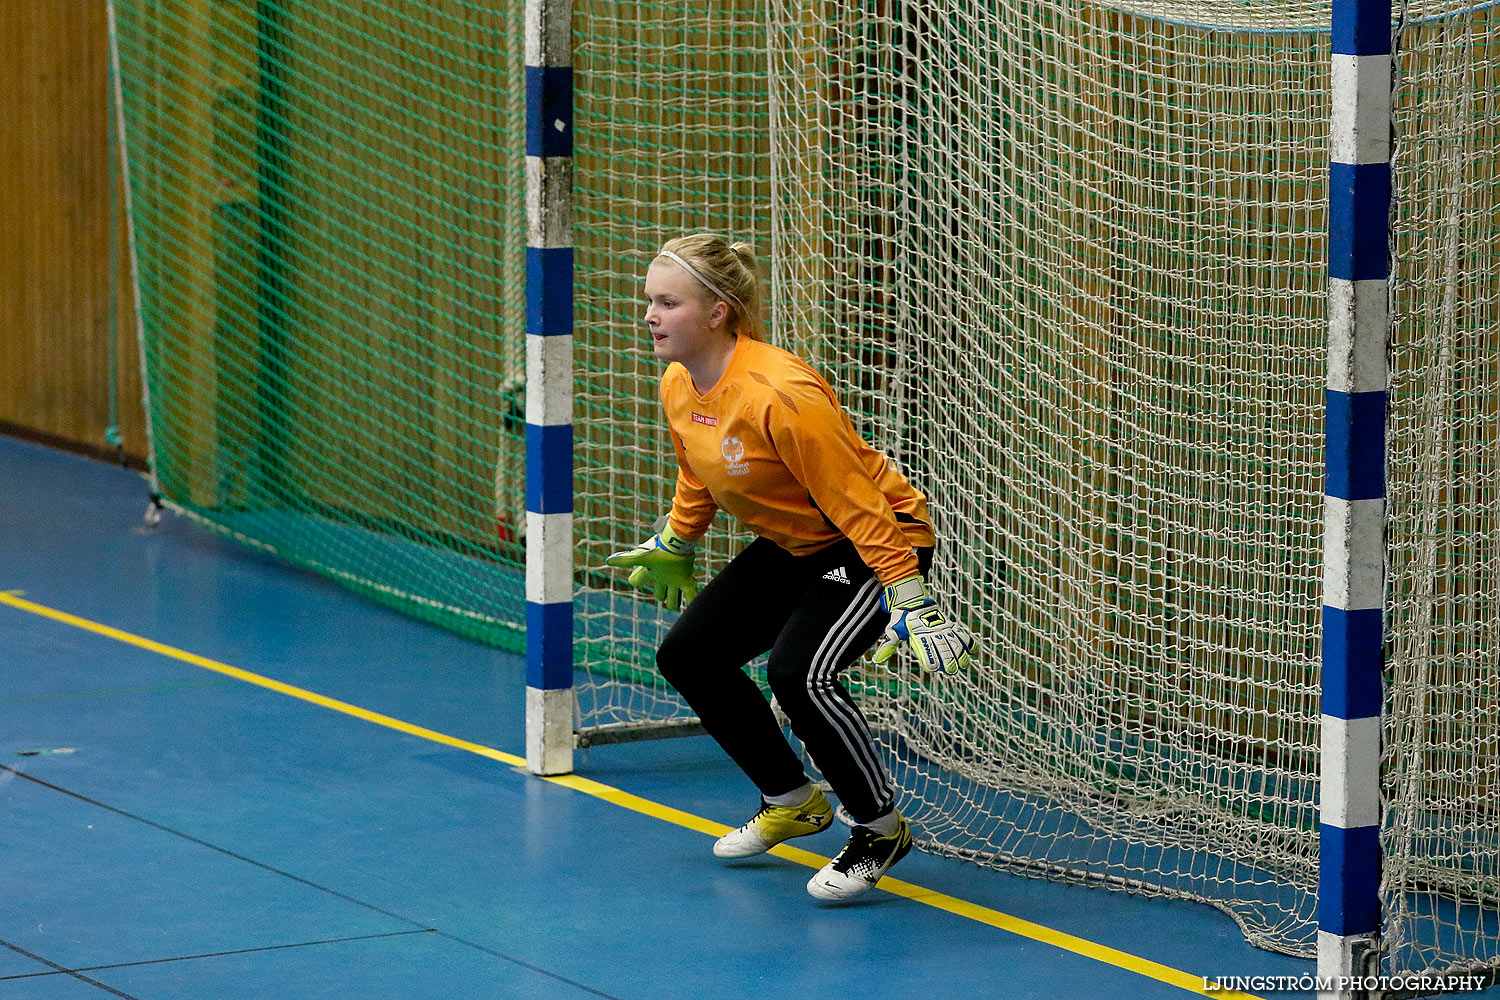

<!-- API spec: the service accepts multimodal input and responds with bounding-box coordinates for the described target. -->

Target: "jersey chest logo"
[721,436,750,476]
[692,412,718,427]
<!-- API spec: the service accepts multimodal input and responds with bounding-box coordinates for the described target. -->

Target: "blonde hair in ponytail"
[658,234,765,341]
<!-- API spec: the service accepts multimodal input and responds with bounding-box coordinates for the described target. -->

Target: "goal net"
[111,0,1500,977]
[569,0,773,742]
[572,0,1500,971]
[1384,2,1500,979]
[763,0,1500,973]
[769,0,1330,958]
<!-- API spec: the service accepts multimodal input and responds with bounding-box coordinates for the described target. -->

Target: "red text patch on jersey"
[691,412,718,427]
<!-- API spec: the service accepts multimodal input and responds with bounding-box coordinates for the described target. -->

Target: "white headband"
[657,250,740,308]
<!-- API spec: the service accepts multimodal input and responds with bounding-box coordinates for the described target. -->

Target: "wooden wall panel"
[0,1,146,464]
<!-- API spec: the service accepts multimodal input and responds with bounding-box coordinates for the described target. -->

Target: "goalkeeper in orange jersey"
[605,233,975,901]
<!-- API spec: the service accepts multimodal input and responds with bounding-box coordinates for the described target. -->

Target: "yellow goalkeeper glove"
[604,523,698,610]
[872,575,975,675]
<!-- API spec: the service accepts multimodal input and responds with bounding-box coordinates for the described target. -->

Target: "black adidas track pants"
[656,536,933,826]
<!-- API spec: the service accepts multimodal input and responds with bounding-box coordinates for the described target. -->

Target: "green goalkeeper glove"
[604,523,699,610]
[872,575,975,675]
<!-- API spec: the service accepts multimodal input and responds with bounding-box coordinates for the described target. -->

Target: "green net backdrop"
[114,0,528,649]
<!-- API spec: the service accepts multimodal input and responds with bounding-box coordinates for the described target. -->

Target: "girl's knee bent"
[765,653,812,707]
[655,630,695,691]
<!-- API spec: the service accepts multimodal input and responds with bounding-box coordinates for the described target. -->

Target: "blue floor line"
[0,940,140,1000]
[0,930,437,983]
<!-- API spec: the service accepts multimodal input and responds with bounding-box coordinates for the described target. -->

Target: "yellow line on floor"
[1,590,1262,1000]
[0,592,524,769]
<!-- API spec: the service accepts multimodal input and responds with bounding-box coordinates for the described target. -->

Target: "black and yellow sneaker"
[713,788,835,858]
[806,813,912,900]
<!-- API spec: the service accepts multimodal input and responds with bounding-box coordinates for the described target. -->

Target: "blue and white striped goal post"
[524,0,575,777]
[1321,0,1391,990]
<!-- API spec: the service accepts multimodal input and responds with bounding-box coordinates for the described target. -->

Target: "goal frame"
[1320,0,1391,993]
[523,0,575,777]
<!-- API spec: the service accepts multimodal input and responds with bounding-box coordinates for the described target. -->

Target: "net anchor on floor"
[574,719,707,749]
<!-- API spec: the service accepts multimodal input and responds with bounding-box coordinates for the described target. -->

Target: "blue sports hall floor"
[2,433,1491,1000]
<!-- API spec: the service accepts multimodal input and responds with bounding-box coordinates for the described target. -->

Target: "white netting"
[568,0,1500,973]
[571,0,772,737]
[769,0,1329,956]
[1383,0,1500,979]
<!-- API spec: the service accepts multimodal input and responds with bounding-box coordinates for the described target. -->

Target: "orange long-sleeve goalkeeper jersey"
[661,336,935,585]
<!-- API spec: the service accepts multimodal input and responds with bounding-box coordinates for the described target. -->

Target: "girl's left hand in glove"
[872,575,975,675]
